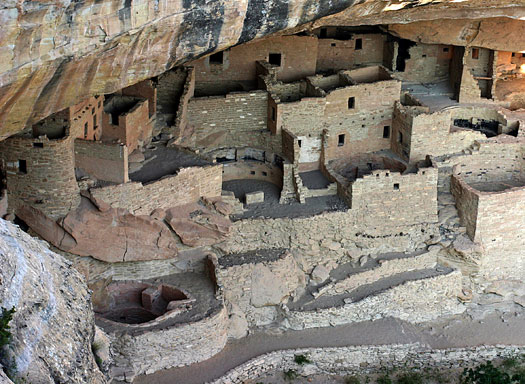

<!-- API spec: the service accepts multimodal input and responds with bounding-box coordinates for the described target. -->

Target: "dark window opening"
[383,126,390,138]
[320,28,327,38]
[512,52,516,57]
[209,51,223,65]
[262,171,268,176]
[271,106,276,121]
[33,143,43,148]
[331,43,336,47]
[398,131,403,143]
[348,97,355,109]
[472,48,479,59]
[396,40,415,72]
[298,139,302,148]
[269,53,282,66]
[250,171,255,175]
[93,114,97,129]
[422,54,427,58]
[443,47,449,52]
[18,160,27,174]
[355,38,362,50]
[216,157,232,163]
[338,134,345,146]
[84,122,88,138]
[522,53,525,58]
[394,183,399,190]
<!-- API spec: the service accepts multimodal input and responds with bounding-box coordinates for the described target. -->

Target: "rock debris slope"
[0,219,105,384]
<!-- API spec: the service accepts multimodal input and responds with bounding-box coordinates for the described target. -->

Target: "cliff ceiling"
[1,0,525,140]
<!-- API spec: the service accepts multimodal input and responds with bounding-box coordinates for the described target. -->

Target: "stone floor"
[299,170,331,190]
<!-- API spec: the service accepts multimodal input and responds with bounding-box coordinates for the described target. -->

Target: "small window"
[271,106,276,121]
[84,122,88,138]
[209,51,223,65]
[383,126,391,138]
[443,47,449,52]
[250,171,255,175]
[320,28,327,38]
[394,183,399,190]
[522,53,525,58]
[262,171,268,176]
[422,54,427,58]
[33,142,43,148]
[93,114,97,129]
[471,48,479,59]
[398,131,403,143]
[355,38,362,50]
[331,43,336,47]
[298,139,302,148]
[338,134,345,147]
[512,52,516,57]
[348,97,355,109]
[269,53,282,66]
[18,160,27,174]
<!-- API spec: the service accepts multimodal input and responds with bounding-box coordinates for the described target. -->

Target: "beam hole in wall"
[348,97,355,109]
[209,51,223,65]
[383,125,391,138]
[33,143,44,148]
[18,160,27,174]
[269,53,282,66]
[355,38,362,50]
[338,134,345,146]
[394,183,399,190]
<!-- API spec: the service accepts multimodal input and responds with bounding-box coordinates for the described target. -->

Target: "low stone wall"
[285,271,464,330]
[219,209,439,273]
[75,139,128,183]
[110,304,228,382]
[89,164,222,215]
[210,344,525,384]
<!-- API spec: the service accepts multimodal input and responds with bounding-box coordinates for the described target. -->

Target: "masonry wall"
[459,47,494,102]
[189,36,318,95]
[74,139,129,184]
[171,67,196,145]
[102,99,152,152]
[222,160,283,186]
[395,44,453,83]
[350,163,438,227]
[316,34,385,73]
[0,135,80,219]
[187,91,281,154]
[89,164,222,215]
[122,79,157,119]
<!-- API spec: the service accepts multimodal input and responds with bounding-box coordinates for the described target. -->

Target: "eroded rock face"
[0,219,105,383]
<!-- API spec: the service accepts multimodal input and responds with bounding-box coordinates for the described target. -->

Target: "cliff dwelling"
[2,2,525,384]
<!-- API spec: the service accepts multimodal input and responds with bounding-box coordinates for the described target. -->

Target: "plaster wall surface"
[75,139,129,184]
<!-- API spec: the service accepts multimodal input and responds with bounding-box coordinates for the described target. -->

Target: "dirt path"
[133,311,525,384]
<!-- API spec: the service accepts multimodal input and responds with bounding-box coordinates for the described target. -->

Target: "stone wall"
[122,80,157,119]
[187,91,281,153]
[109,305,228,381]
[211,344,525,384]
[395,43,453,83]
[0,134,80,219]
[171,67,196,144]
[459,47,494,102]
[188,35,318,95]
[89,164,222,215]
[74,139,129,184]
[316,34,385,73]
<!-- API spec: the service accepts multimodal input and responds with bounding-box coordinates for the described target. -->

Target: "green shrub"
[461,362,512,384]
[345,375,361,384]
[294,354,311,365]
[283,369,298,381]
[396,372,423,384]
[377,374,393,384]
[0,307,16,349]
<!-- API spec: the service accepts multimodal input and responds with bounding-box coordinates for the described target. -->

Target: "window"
[209,51,223,65]
[471,48,479,59]
[320,28,327,38]
[443,47,449,52]
[269,53,282,66]
[271,106,276,121]
[394,183,399,190]
[262,171,268,176]
[522,53,525,58]
[422,54,427,58]
[338,134,345,147]
[33,143,43,148]
[84,122,88,138]
[383,126,391,138]
[398,131,403,143]
[298,139,302,148]
[18,160,27,174]
[348,97,355,109]
[512,52,516,57]
[355,38,362,50]
[93,114,97,129]
[331,43,336,47]
[250,171,255,175]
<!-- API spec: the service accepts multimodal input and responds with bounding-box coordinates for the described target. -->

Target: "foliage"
[283,369,298,381]
[377,374,393,384]
[344,375,361,384]
[461,361,512,384]
[396,372,423,384]
[294,354,311,365]
[0,307,16,349]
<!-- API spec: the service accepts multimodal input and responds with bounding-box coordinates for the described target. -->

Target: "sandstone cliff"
[0,219,106,383]
[1,0,525,140]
